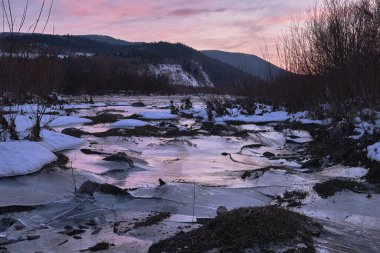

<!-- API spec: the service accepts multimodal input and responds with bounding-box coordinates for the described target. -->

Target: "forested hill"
[0,33,262,89]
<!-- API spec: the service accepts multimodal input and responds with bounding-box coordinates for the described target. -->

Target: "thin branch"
[18,0,29,33]
[41,0,53,34]
[1,0,11,32]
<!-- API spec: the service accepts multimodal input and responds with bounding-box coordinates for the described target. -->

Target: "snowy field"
[0,95,379,252]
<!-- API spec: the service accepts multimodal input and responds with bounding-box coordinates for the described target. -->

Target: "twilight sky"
[10,0,320,57]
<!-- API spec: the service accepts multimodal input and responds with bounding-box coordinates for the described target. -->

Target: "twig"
[192,180,196,223]
[71,161,77,193]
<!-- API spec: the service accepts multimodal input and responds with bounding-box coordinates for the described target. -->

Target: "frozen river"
[0,95,379,252]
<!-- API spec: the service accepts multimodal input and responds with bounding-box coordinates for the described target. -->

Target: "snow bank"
[367,142,380,161]
[40,130,84,151]
[138,112,178,120]
[46,116,92,127]
[0,141,57,177]
[111,119,151,128]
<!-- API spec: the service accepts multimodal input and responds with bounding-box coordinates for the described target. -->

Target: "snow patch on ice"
[47,116,92,127]
[0,141,57,177]
[367,142,380,161]
[111,119,152,128]
[40,130,84,151]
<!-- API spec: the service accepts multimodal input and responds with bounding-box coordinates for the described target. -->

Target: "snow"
[318,166,368,179]
[0,141,57,177]
[40,130,84,151]
[63,102,106,110]
[216,111,290,123]
[138,112,178,120]
[290,112,332,125]
[46,116,92,127]
[167,214,196,223]
[367,142,380,161]
[111,119,152,128]
[149,64,214,87]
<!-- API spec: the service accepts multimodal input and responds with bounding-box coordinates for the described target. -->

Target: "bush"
[148,206,322,253]
[313,179,368,198]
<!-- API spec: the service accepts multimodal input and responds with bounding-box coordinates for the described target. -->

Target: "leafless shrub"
[263,0,380,118]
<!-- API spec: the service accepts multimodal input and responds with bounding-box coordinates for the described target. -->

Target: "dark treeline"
[251,0,380,117]
[0,56,172,100]
[0,55,253,101]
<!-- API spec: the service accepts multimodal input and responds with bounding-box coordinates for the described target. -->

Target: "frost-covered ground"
[0,95,379,252]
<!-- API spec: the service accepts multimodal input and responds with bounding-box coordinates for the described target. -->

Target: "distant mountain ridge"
[202,50,284,81]
[78,35,141,46]
[0,33,277,88]
[78,35,283,81]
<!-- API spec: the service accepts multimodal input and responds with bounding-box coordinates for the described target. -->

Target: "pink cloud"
[20,0,321,55]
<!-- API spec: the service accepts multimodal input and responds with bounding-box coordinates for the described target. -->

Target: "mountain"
[78,35,140,46]
[202,50,284,81]
[0,33,262,88]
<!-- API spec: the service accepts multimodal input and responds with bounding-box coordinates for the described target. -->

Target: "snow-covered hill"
[149,64,214,87]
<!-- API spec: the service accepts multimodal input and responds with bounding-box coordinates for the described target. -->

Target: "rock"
[14,224,25,231]
[159,178,166,186]
[98,183,129,196]
[80,149,104,155]
[240,144,263,150]
[301,158,321,169]
[58,229,86,236]
[241,170,265,180]
[263,152,275,158]
[86,219,97,227]
[0,237,11,246]
[131,102,146,107]
[0,247,10,253]
[216,206,228,216]
[80,242,114,252]
[61,128,87,138]
[26,235,40,241]
[77,181,100,195]
[0,205,39,215]
[86,113,123,124]
[0,218,16,232]
[91,227,102,235]
[103,152,134,167]
[113,221,134,234]
[77,180,130,196]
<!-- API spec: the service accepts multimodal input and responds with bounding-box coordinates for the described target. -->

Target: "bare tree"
[0,0,54,141]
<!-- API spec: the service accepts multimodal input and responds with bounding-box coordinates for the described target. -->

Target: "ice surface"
[138,111,178,120]
[216,111,290,123]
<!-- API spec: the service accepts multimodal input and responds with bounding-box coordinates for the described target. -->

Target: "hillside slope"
[202,50,283,81]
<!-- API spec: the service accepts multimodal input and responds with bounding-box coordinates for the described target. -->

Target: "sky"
[8,0,320,58]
